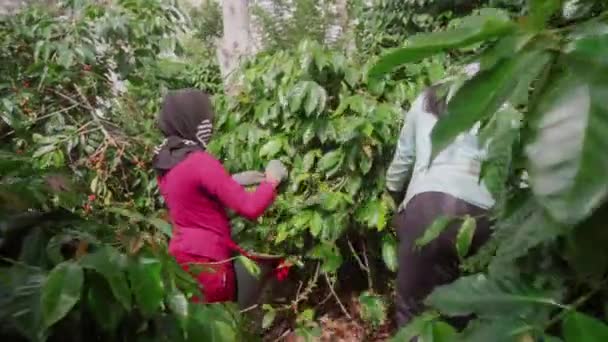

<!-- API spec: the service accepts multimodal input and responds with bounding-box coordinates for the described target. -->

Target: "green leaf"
[33,144,57,158]
[309,211,324,237]
[309,244,343,273]
[41,261,84,328]
[359,154,373,174]
[415,216,454,248]
[461,318,534,342]
[565,34,608,80]
[382,235,398,272]
[79,246,132,310]
[289,82,308,112]
[431,49,551,159]
[262,308,276,330]
[302,123,316,145]
[259,138,283,158]
[528,0,561,30]
[421,321,459,342]
[369,12,514,77]
[148,217,172,237]
[525,73,608,224]
[305,82,327,115]
[358,292,387,327]
[168,289,188,318]
[356,199,388,231]
[317,150,343,173]
[86,276,125,332]
[127,257,164,316]
[563,311,608,342]
[302,150,318,172]
[237,255,261,279]
[456,216,476,259]
[391,313,440,342]
[426,274,561,318]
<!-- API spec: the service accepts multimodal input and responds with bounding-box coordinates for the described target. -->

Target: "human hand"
[265,160,288,184]
[232,171,266,186]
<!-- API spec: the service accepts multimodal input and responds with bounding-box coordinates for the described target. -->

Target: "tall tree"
[216,0,255,93]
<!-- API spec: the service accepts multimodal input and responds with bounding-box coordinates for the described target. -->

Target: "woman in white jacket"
[387,63,495,329]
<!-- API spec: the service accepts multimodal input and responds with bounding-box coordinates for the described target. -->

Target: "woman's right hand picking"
[265,160,288,185]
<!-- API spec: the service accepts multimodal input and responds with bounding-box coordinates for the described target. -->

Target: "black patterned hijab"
[152,89,215,175]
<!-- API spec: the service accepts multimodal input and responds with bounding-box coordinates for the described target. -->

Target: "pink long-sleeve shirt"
[158,151,277,260]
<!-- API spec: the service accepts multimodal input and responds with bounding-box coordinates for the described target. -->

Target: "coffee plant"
[370,1,608,340]
[1,1,238,341]
[206,39,453,334]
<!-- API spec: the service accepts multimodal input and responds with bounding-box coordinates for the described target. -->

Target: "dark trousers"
[394,192,491,329]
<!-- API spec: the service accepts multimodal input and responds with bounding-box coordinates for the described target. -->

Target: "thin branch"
[347,238,369,272]
[545,277,608,329]
[361,239,373,290]
[324,272,352,319]
[272,329,292,342]
[239,304,258,314]
[53,89,120,147]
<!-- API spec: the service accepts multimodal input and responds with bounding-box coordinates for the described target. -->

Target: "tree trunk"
[216,0,254,94]
[335,0,355,55]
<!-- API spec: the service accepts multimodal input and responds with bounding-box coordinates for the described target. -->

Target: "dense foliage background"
[1,0,607,341]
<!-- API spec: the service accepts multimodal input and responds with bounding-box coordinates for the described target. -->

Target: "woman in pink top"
[152,89,288,303]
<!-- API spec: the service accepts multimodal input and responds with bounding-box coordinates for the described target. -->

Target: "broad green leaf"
[168,289,188,318]
[319,192,346,211]
[390,313,440,342]
[563,311,608,342]
[415,216,454,248]
[148,217,172,237]
[309,211,323,237]
[421,321,459,342]
[305,83,327,115]
[2,269,46,341]
[431,49,551,159]
[262,308,276,330]
[358,292,387,327]
[456,216,477,259]
[304,85,320,116]
[381,235,398,272]
[317,150,343,173]
[461,318,535,342]
[86,277,125,332]
[292,210,313,229]
[426,274,562,317]
[41,261,84,328]
[565,34,608,81]
[107,207,145,222]
[356,199,387,230]
[237,255,261,279]
[259,138,283,158]
[528,0,561,30]
[79,246,132,310]
[302,150,319,172]
[302,123,316,145]
[33,144,57,158]
[359,154,373,175]
[369,12,515,77]
[489,209,567,274]
[346,176,362,196]
[525,73,608,224]
[128,257,164,316]
[479,34,535,71]
[298,308,315,322]
[288,81,308,112]
[309,244,343,273]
